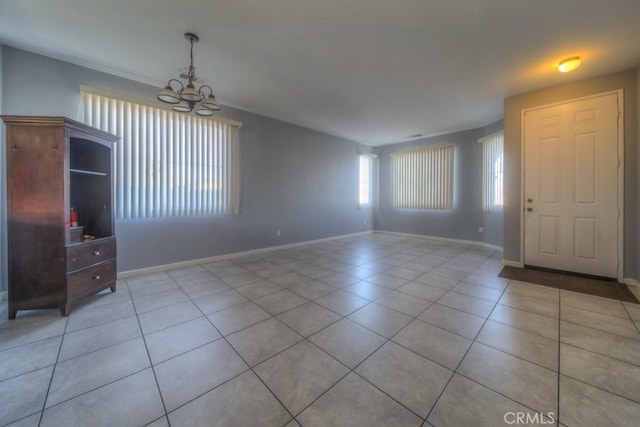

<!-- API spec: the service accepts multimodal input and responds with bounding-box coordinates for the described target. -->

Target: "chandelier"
[157,32,221,116]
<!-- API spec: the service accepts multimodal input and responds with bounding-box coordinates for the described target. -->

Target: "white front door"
[523,92,621,278]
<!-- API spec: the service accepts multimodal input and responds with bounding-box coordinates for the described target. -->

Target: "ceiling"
[1,0,639,146]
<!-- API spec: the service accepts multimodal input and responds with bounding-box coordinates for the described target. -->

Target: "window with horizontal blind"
[391,144,454,210]
[81,88,241,219]
[479,131,504,212]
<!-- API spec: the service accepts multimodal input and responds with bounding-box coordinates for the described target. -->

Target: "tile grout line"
[557,371,640,407]
[477,314,556,341]
[124,277,172,426]
[509,289,636,332]
[286,295,438,422]
[34,366,154,416]
[345,297,443,422]
[285,248,498,420]
[51,333,142,369]
[0,339,68,384]
[193,242,474,421]
[558,328,640,368]
[62,264,488,419]
[61,304,138,335]
[152,268,280,420]
[560,340,640,370]
[284,244,503,422]
[557,290,562,426]
[171,274,300,424]
[496,296,560,316]
[158,241,491,422]
[20,235,639,426]
[36,312,70,427]
[621,303,640,336]
[423,276,510,423]
[8,290,165,423]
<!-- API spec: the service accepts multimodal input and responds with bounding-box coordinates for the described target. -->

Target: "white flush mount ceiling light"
[558,56,581,73]
[158,33,221,116]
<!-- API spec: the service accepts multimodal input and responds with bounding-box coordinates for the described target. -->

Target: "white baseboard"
[0,291,7,302]
[372,230,504,252]
[118,231,374,279]
[502,260,524,268]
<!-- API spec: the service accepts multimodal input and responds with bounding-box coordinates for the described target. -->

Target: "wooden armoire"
[2,116,118,318]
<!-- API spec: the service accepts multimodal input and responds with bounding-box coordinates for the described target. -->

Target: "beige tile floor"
[1,233,640,426]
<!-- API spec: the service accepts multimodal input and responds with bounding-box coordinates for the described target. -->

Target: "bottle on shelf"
[70,207,78,227]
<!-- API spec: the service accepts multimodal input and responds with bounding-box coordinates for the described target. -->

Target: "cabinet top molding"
[1,115,119,142]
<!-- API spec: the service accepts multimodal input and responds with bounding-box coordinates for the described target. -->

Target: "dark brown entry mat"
[499,266,639,304]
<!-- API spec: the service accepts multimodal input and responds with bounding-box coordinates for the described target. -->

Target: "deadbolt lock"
[527,198,533,203]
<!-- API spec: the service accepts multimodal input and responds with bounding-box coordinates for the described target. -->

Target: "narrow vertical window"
[359,154,372,206]
[479,131,504,212]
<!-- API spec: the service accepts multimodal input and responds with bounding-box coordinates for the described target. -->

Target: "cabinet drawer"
[67,261,116,299]
[66,238,116,273]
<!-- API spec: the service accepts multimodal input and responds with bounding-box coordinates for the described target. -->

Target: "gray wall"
[0,47,373,287]
[374,121,504,248]
[503,68,639,280]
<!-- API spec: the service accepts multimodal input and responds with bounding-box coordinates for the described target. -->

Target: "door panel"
[524,93,619,278]
[574,133,597,204]
[539,138,560,203]
[574,217,597,260]
[539,216,559,255]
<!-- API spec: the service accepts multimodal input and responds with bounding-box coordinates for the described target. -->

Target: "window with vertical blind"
[479,131,504,212]
[391,144,454,210]
[80,88,241,219]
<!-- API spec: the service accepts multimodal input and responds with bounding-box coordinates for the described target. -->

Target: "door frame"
[520,89,624,281]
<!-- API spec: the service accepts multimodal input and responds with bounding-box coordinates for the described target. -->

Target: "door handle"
[527,207,533,212]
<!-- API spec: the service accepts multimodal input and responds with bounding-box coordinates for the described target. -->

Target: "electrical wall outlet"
[479,227,484,233]
[276,228,281,237]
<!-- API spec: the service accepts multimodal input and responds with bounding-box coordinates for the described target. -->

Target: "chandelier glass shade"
[158,33,221,116]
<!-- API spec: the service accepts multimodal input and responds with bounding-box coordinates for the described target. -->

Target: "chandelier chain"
[188,37,195,83]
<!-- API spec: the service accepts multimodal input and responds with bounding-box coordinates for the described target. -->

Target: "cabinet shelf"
[70,168,108,177]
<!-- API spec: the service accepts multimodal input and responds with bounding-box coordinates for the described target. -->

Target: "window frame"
[80,86,242,220]
[391,144,455,211]
[358,153,374,208]
[479,131,504,213]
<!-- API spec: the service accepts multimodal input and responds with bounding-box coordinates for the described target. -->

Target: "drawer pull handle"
[93,251,101,256]
[93,275,101,280]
